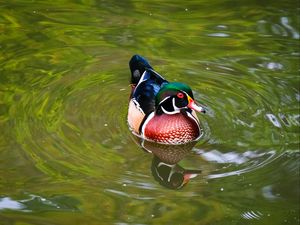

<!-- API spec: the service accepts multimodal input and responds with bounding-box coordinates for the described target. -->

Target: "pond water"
[0,0,299,224]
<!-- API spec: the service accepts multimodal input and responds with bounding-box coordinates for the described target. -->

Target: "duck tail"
[129,55,153,85]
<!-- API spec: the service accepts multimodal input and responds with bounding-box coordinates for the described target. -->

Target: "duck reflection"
[151,156,202,189]
[134,137,202,189]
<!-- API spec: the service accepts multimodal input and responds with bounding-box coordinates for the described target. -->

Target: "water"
[0,0,299,224]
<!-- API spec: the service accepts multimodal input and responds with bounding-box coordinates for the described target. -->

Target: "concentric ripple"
[7,53,131,182]
[175,56,299,183]
[0,1,299,224]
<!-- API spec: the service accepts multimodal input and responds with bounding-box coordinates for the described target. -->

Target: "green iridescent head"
[155,82,194,106]
[155,82,205,114]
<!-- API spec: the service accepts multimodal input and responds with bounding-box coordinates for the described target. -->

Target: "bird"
[127,55,206,145]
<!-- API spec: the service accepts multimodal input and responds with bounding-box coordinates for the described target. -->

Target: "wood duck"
[128,55,206,145]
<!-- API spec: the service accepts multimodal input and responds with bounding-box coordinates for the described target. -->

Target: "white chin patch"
[161,106,180,115]
[159,97,181,115]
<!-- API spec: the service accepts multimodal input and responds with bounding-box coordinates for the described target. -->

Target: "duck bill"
[187,96,206,113]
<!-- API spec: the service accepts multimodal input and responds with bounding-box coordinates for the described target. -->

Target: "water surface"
[0,1,299,224]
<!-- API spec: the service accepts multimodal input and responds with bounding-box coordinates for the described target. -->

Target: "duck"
[127,55,206,145]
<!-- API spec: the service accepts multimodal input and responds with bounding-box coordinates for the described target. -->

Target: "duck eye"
[177,93,184,99]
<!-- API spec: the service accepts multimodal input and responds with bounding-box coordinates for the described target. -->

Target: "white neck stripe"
[141,112,155,137]
[161,105,179,115]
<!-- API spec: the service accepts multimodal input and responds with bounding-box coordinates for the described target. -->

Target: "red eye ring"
[177,92,184,99]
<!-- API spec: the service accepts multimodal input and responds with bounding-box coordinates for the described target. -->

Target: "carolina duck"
[127,55,206,145]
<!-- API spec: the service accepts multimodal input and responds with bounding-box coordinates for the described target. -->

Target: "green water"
[0,0,299,224]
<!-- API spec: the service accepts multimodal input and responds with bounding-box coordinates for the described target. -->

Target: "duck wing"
[132,69,168,115]
[129,55,168,115]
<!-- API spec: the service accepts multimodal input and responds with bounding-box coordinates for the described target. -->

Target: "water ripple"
[241,210,263,220]
[9,58,130,182]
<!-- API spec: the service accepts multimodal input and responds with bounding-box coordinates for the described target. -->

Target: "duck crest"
[127,55,206,145]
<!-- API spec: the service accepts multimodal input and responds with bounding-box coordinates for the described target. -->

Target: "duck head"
[155,82,206,115]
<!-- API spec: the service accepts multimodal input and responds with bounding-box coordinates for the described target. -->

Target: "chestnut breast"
[143,112,200,144]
